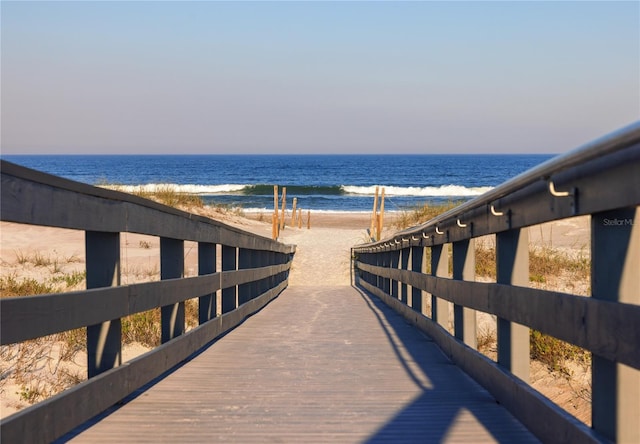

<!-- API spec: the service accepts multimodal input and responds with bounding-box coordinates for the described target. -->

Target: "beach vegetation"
[471,243,590,287]
[530,330,591,376]
[477,326,496,354]
[122,310,162,347]
[100,183,250,219]
[50,271,86,288]
[32,251,52,267]
[100,183,205,209]
[393,201,461,229]
[0,275,56,297]
[14,250,29,265]
[141,185,205,209]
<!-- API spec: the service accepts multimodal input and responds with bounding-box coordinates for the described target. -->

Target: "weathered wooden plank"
[356,261,640,370]
[0,281,289,444]
[221,263,291,289]
[1,274,218,345]
[1,262,293,345]
[63,286,538,443]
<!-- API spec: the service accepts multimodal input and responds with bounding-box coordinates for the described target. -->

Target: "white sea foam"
[101,183,248,194]
[342,184,493,197]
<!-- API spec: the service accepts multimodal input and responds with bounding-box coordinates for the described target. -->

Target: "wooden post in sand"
[370,186,379,241]
[291,198,298,227]
[279,187,287,232]
[272,213,278,240]
[377,188,385,241]
[307,210,311,229]
[273,185,279,239]
[298,208,302,228]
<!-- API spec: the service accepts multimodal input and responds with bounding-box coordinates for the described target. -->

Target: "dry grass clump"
[99,183,205,208]
[121,301,199,348]
[0,275,56,297]
[530,330,591,376]
[1,274,88,405]
[529,245,590,286]
[393,201,461,229]
[1,336,85,405]
[470,242,590,288]
[134,185,205,209]
[102,183,246,218]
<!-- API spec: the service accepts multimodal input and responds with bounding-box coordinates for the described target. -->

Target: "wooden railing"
[353,122,640,443]
[0,160,295,443]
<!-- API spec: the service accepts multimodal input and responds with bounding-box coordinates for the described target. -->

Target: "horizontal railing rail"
[0,160,295,443]
[353,121,640,444]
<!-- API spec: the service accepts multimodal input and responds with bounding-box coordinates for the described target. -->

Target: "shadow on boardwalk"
[60,285,537,443]
[351,286,538,443]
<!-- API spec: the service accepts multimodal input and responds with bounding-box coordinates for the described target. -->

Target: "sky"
[1,1,638,155]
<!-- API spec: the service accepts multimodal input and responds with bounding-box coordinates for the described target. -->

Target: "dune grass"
[393,201,461,229]
[101,183,205,208]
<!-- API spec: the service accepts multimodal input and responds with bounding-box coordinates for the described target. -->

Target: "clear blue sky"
[1,1,638,154]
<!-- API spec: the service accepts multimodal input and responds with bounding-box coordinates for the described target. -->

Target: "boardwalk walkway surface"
[63,285,538,443]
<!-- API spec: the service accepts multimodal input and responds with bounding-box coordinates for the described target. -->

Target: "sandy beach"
[0,210,591,421]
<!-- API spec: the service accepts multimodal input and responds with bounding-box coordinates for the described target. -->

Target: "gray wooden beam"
[198,242,216,324]
[161,237,185,343]
[591,207,640,443]
[496,228,529,382]
[431,244,449,329]
[221,245,238,314]
[86,231,121,378]
[400,247,410,304]
[453,239,477,349]
[410,246,424,314]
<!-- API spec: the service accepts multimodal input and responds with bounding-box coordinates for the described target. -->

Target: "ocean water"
[2,154,554,212]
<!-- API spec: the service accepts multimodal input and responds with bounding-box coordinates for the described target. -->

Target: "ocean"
[2,154,554,213]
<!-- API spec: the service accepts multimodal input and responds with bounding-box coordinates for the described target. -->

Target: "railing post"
[400,247,409,304]
[269,251,276,290]
[161,237,185,343]
[222,245,237,313]
[431,243,449,329]
[375,252,382,290]
[262,250,271,294]
[390,249,401,299]
[410,246,424,313]
[453,239,477,349]
[238,248,252,305]
[382,250,391,295]
[198,242,216,324]
[250,249,260,299]
[86,231,121,378]
[496,228,529,382]
[591,207,640,443]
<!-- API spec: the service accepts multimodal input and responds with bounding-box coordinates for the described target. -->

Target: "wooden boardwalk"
[62,286,538,443]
